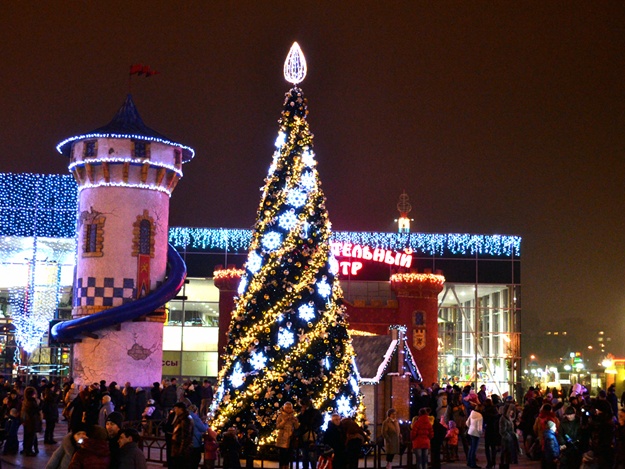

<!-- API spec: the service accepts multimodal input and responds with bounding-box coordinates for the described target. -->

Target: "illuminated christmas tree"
[210,43,364,444]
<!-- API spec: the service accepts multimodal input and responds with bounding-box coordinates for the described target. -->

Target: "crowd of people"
[4,374,625,468]
[377,381,625,469]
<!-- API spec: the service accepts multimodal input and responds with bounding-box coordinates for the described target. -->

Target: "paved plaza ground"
[0,421,541,468]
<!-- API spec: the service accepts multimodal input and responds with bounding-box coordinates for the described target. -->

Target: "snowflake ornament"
[230,362,245,388]
[336,395,353,417]
[249,351,267,371]
[247,251,262,273]
[298,303,315,321]
[300,172,317,192]
[262,232,282,251]
[278,329,295,348]
[278,211,298,231]
[317,279,331,298]
[287,189,307,208]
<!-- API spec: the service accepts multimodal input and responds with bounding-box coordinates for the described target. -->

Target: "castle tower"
[390,271,445,385]
[54,95,193,386]
[212,266,242,369]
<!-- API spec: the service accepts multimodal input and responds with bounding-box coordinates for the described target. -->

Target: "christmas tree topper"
[284,42,307,85]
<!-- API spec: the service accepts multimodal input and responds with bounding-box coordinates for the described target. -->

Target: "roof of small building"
[57,94,194,161]
[352,331,421,383]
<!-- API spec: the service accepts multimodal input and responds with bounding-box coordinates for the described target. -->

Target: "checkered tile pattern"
[74,277,136,307]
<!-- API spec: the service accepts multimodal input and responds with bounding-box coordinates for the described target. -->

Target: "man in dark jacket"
[118,427,147,469]
[298,398,323,469]
[160,381,178,414]
[105,411,124,468]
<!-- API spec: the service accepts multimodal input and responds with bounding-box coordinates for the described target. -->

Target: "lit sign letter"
[362,247,373,260]
[330,242,342,257]
[351,244,362,259]
[384,251,396,265]
[342,242,352,257]
[340,261,351,275]
[351,262,363,275]
[399,253,412,268]
[373,248,385,262]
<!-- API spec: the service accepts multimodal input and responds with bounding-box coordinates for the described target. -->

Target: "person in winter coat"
[323,413,345,468]
[170,402,194,468]
[411,408,434,469]
[297,398,323,469]
[203,426,219,469]
[240,425,258,469]
[499,403,518,469]
[98,394,115,428]
[559,406,582,469]
[220,426,242,469]
[444,419,459,462]
[382,408,401,469]
[614,408,625,469]
[46,424,87,469]
[3,407,20,455]
[482,398,501,469]
[21,385,42,456]
[122,383,138,422]
[430,415,448,469]
[542,420,560,469]
[446,386,469,461]
[67,425,111,469]
[466,402,483,469]
[188,404,208,469]
[276,401,300,469]
[42,383,60,444]
[117,428,147,469]
[341,416,366,469]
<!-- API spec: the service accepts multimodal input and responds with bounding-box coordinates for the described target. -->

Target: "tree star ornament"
[284,42,307,85]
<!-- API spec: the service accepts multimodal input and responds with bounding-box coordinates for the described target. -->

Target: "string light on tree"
[209,42,365,445]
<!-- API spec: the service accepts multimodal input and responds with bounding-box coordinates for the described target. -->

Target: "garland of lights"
[0,174,522,259]
[56,133,195,160]
[169,228,521,258]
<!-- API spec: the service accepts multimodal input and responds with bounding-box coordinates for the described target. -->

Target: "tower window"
[132,210,155,258]
[133,140,150,159]
[86,224,98,252]
[139,219,152,255]
[174,149,182,167]
[84,140,98,158]
[82,213,105,258]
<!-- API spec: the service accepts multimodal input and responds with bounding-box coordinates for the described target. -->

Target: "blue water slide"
[51,243,187,342]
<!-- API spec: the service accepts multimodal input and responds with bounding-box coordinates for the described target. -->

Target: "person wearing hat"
[67,425,111,469]
[541,420,560,469]
[170,402,194,468]
[559,406,581,469]
[105,411,124,468]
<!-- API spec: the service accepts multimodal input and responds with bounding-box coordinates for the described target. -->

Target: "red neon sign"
[330,242,412,276]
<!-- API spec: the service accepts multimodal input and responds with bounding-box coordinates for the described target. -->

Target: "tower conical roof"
[57,94,194,161]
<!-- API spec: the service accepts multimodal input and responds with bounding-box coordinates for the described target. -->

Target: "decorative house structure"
[352,327,421,439]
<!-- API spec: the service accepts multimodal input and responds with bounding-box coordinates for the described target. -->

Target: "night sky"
[1,3,625,357]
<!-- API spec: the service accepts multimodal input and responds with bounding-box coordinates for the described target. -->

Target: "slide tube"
[51,243,186,342]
